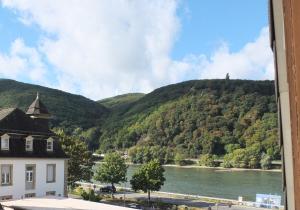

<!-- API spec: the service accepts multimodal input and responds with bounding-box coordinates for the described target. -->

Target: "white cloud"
[1,1,274,100]
[178,27,274,80]
[2,0,181,99]
[0,38,47,82]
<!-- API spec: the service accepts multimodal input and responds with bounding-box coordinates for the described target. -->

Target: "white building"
[0,94,68,200]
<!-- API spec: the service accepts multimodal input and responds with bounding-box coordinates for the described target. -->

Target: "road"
[115,191,272,210]
[76,182,280,210]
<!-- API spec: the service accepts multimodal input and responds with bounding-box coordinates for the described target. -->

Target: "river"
[122,165,283,202]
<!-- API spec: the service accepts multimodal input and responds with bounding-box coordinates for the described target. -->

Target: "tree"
[79,127,102,151]
[260,153,272,169]
[199,154,216,167]
[94,152,127,195]
[224,144,240,154]
[222,153,233,168]
[230,148,249,168]
[56,130,93,188]
[130,159,165,203]
[245,144,261,168]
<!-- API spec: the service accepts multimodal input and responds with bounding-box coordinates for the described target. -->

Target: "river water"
[123,165,283,202]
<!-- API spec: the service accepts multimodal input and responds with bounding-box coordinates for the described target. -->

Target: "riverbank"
[125,162,282,172]
[76,182,283,210]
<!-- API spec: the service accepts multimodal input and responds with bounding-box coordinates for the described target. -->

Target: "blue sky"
[174,0,269,58]
[0,0,273,100]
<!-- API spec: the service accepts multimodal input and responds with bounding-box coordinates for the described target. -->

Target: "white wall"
[0,158,65,199]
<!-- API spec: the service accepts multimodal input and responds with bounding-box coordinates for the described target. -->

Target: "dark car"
[100,185,116,193]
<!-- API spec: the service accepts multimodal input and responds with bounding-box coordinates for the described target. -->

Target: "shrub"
[174,153,189,166]
[222,153,233,168]
[73,186,85,196]
[199,154,216,167]
[80,189,101,202]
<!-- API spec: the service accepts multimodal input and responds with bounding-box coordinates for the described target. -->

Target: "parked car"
[99,185,116,193]
[127,203,141,209]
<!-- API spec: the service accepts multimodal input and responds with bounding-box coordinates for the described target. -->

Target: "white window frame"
[1,165,12,186]
[25,136,33,152]
[26,169,33,183]
[1,134,10,151]
[25,165,35,190]
[46,137,53,152]
[46,164,56,183]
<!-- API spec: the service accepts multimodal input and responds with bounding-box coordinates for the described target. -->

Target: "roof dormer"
[1,134,10,151]
[46,137,54,152]
[25,136,34,152]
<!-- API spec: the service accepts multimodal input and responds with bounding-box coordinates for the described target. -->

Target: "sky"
[0,0,273,100]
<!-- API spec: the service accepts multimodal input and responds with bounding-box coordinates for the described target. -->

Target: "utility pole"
[123,182,126,207]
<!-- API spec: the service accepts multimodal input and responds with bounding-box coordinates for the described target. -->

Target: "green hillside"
[95,79,279,167]
[0,79,108,129]
[0,78,279,168]
[98,93,145,109]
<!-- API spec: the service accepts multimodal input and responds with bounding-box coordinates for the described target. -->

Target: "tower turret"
[26,93,51,131]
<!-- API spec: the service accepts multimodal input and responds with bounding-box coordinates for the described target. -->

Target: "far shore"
[95,161,282,172]
[125,162,282,172]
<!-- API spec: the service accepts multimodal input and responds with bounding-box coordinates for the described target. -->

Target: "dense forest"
[96,79,279,167]
[0,79,279,168]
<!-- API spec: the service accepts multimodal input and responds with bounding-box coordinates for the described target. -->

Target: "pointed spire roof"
[26,92,50,117]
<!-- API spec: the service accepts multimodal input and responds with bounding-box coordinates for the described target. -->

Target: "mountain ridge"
[0,78,279,165]
[98,93,145,109]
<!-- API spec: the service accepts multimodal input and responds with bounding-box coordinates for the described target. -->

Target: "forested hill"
[0,79,108,129]
[98,93,145,109]
[95,79,279,166]
[0,79,279,166]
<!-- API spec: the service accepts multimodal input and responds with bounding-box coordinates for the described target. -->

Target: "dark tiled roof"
[26,95,50,116]
[0,104,67,159]
[0,108,16,121]
[0,132,68,159]
[0,108,50,133]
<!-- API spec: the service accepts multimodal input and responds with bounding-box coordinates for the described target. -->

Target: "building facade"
[0,94,68,200]
[269,0,300,209]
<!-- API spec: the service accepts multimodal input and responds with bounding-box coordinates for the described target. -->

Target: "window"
[47,138,53,152]
[46,164,56,183]
[26,166,34,182]
[25,165,35,190]
[46,191,56,196]
[1,134,9,151]
[24,193,35,198]
[0,195,12,200]
[25,136,33,151]
[1,165,12,186]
